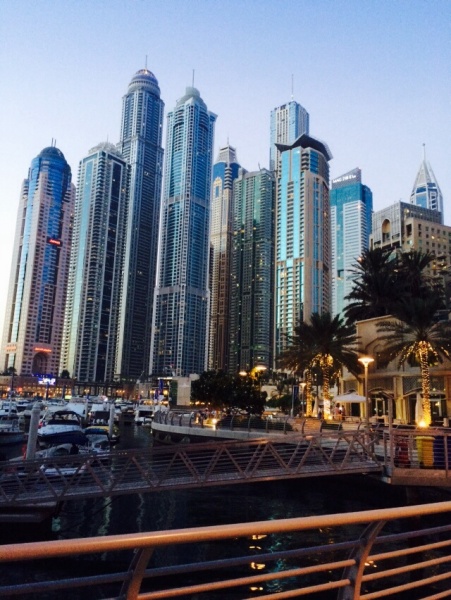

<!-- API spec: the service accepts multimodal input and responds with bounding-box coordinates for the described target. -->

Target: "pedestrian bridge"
[0,431,381,511]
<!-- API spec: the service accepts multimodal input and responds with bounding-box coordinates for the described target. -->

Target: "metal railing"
[0,433,381,507]
[1,500,451,599]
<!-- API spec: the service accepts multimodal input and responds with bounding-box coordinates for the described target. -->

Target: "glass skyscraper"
[330,168,373,318]
[410,150,443,222]
[229,169,275,374]
[275,134,332,357]
[116,69,164,380]
[151,87,216,377]
[60,143,129,382]
[270,100,309,172]
[208,144,241,372]
[0,146,75,376]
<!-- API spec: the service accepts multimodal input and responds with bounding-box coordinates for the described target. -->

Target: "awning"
[333,393,366,403]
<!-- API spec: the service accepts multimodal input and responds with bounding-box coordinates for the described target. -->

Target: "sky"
[0,0,450,331]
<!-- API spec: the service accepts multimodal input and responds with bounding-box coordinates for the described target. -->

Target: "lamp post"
[358,356,374,426]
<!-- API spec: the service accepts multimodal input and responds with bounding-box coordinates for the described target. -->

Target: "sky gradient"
[0,0,450,333]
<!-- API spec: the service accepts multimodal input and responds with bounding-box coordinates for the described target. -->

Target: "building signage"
[47,237,62,247]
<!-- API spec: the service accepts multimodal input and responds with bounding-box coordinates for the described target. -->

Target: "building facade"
[116,69,164,380]
[229,169,275,374]
[275,134,332,358]
[208,145,241,371]
[151,87,216,377]
[330,168,373,318]
[410,151,443,221]
[270,100,309,172]
[60,143,129,382]
[0,146,75,376]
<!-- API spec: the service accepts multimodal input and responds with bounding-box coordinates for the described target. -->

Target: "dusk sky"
[0,0,450,331]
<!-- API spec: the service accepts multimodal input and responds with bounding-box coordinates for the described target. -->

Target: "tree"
[60,369,70,379]
[278,312,359,416]
[190,370,265,414]
[344,247,398,324]
[377,295,451,426]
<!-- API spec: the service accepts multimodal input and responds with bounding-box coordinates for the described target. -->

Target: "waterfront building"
[60,143,129,382]
[275,134,332,358]
[330,168,373,318]
[151,87,216,377]
[229,168,275,374]
[116,69,164,381]
[208,144,241,371]
[370,200,451,304]
[410,148,443,221]
[0,145,75,376]
[270,100,309,173]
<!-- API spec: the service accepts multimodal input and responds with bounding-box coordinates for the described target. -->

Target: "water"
[1,425,449,599]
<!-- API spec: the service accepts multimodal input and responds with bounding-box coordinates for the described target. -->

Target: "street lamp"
[358,356,374,425]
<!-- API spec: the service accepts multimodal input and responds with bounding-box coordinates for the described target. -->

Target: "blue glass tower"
[209,145,241,371]
[60,143,130,382]
[275,134,332,357]
[410,148,443,222]
[270,100,309,172]
[151,87,216,377]
[330,168,373,318]
[116,69,164,380]
[0,146,75,376]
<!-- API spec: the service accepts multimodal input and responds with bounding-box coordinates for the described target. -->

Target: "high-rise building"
[208,144,241,371]
[151,87,216,377]
[270,100,309,172]
[0,146,75,376]
[330,168,373,318]
[275,134,332,358]
[410,148,443,221]
[60,143,129,382]
[116,69,164,380]
[229,169,275,374]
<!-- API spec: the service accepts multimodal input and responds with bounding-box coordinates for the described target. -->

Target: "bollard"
[26,403,41,460]
[109,403,115,438]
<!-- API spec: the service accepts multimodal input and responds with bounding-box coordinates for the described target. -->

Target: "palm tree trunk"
[419,342,432,426]
[306,369,313,417]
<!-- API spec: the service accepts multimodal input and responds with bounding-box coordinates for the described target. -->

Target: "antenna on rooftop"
[423,142,426,161]
[145,55,148,70]
[192,69,195,87]
[291,74,294,100]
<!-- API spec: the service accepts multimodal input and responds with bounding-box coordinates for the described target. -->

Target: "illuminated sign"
[47,237,62,247]
[38,377,56,386]
[34,347,52,353]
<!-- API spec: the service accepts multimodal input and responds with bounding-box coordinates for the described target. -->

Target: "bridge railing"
[0,500,451,599]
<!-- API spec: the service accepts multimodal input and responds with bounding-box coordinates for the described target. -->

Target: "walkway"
[0,432,381,510]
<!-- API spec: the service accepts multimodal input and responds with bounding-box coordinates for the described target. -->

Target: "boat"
[0,401,18,419]
[135,405,153,426]
[0,415,25,445]
[37,409,85,447]
[84,425,120,445]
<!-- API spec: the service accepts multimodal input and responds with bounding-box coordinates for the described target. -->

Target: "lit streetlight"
[358,355,374,425]
[300,382,306,416]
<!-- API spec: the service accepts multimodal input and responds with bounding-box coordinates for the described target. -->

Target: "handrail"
[1,501,451,599]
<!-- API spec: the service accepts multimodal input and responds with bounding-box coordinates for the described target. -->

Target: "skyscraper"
[275,134,332,358]
[229,169,275,374]
[151,87,216,377]
[330,168,373,318]
[116,69,164,380]
[270,100,309,172]
[410,148,443,221]
[0,146,75,376]
[60,143,129,382]
[208,144,241,371]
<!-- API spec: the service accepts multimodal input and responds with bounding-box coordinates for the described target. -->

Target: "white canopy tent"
[333,392,366,403]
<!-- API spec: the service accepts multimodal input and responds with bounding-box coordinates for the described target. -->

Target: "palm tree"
[377,295,451,426]
[278,312,359,417]
[344,247,397,324]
